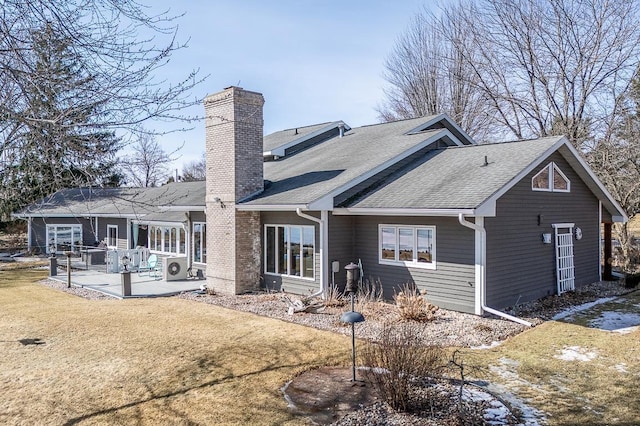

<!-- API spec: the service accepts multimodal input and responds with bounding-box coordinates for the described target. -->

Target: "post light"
[49,243,56,257]
[341,262,365,382]
[121,255,130,272]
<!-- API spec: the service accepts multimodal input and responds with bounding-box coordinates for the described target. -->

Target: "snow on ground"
[555,346,598,362]
[481,381,546,426]
[552,297,616,320]
[589,311,640,333]
[470,340,503,350]
[613,363,628,373]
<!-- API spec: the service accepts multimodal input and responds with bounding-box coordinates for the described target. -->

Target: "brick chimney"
[204,87,264,294]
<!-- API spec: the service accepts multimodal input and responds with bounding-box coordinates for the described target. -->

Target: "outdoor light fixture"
[121,255,130,272]
[49,244,56,257]
[341,262,365,382]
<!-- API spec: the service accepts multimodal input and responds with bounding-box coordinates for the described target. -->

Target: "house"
[14,86,627,318]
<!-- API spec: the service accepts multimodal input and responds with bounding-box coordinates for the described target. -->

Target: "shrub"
[324,282,345,307]
[360,322,445,412]
[354,277,384,313]
[393,282,438,321]
[624,272,640,289]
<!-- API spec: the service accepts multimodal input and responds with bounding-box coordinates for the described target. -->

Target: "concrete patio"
[49,268,204,299]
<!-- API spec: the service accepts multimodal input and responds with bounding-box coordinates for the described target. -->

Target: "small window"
[532,162,570,192]
[379,225,435,269]
[192,222,206,263]
[107,225,118,249]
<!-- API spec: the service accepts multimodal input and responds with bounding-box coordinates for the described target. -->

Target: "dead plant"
[393,282,438,321]
[360,322,445,412]
[354,277,384,313]
[323,282,345,307]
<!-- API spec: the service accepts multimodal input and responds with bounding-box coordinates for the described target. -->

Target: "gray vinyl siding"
[260,211,321,294]
[328,214,356,291]
[352,216,476,313]
[485,152,601,309]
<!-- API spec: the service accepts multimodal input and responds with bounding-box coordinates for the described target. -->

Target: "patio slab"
[49,269,203,298]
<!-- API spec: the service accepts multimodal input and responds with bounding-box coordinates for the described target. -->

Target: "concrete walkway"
[49,269,203,299]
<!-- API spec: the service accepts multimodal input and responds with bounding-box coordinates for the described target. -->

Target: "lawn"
[1,267,639,425]
[0,268,349,425]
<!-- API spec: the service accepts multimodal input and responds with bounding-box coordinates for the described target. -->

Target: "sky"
[142,0,433,172]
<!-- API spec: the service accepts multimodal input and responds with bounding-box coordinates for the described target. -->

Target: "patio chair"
[138,254,159,277]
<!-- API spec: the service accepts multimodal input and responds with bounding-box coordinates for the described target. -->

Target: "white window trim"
[46,224,83,254]
[148,224,186,255]
[532,162,570,193]
[192,222,206,265]
[106,224,118,249]
[264,224,315,281]
[378,224,436,270]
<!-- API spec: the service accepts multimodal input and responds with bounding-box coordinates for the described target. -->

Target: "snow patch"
[613,363,628,373]
[552,297,616,320]
[588,311,640,333]
[471,340,503,350]
[555,346,597,362]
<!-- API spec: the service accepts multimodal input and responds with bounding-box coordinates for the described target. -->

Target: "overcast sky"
[145,0,432,171]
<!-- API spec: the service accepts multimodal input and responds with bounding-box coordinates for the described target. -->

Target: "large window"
[265,225,315,279]
[532,162,570,192]
[148,224,185,255]
[46,224,83,253]
[193,222,206,264]
[106,225,118,249]
[379,225,435,269]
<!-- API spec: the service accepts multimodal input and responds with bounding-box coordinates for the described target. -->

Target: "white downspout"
[296,208,326,298]
[458,213,533,327]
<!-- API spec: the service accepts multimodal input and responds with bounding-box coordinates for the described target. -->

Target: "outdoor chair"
[138,254,160,278]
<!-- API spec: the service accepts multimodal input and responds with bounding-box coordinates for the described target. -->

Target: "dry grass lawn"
[2,266,639,425]
[461,295,640,425]
[0,269,349,425]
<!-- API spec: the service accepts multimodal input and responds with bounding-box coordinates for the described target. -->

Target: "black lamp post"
[341,262,365,382]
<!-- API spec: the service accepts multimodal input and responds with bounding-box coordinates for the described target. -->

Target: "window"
[106,225,118,248]
[46,224,83,253]
[148,224,185,255]
[379,225,435,269]
[193,222,206,263]
[265,225,315,279]
[532,162,570,192]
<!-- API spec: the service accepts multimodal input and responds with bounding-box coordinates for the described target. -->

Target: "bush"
[354,277,384,313]
[324,282,345,307]
[360,322,445,412]
[624,272,640,289]
[393,282,439,321]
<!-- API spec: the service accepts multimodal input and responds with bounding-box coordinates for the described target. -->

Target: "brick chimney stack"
[204,87,264,294]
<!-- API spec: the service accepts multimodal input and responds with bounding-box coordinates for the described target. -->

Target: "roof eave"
[236,203,309,212]
[332,207,476,216]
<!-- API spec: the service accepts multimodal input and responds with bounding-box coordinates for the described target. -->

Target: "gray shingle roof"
[244,117,449,207]
[263,122,336,153]
[15,181,206,220]
[346,137,563,209]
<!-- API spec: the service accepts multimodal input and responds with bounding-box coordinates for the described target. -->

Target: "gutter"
[296,208,327,299]
[458,213,533,327]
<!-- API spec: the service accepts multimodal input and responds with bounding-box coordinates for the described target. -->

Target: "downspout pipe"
[458,213,533,327]
[296,208,326,298]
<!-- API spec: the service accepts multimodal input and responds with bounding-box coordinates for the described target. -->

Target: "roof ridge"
[356,115,438,129]
[273,121,336,133]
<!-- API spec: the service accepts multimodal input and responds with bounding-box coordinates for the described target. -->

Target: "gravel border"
[39,277,633,348]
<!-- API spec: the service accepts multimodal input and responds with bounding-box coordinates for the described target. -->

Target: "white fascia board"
[160,206,205,212]
[236,204,308,212]
[332,207,476,216]
[309,129,457,211]
[12,212,141,219]
[132,219,186,227]
[263,121,350,158]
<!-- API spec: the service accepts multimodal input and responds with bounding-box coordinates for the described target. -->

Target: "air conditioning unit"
[163,257,188,281]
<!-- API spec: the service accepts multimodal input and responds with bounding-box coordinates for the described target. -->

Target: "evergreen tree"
[0,24,121,219]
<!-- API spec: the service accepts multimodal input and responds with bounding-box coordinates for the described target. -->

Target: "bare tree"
[181,153,206,182]
[381,0,640,149]
[378,4,496,142]
[121,133,175,187]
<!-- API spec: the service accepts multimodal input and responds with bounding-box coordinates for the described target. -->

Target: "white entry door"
[553,223,575,294]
